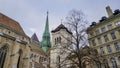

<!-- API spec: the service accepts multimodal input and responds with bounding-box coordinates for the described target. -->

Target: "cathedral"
[0,12,51,68]
[0,6,120,68]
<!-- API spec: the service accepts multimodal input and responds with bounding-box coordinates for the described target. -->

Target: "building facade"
[50,24,72,68]
[0,12,51,68]
[87,6,120,68]
[0,13,31,68]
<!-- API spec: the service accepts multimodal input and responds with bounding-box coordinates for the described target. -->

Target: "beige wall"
[87,13,120,68]
[0,27,31,68]
[50,28,72,68]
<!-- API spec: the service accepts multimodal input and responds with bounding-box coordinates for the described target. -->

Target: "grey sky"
[0,0,120,41]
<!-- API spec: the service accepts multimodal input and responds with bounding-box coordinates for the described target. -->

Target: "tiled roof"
[0,13,25,35]
[51,24,72,34]
[30,45,46,55]
[31,33,39,42]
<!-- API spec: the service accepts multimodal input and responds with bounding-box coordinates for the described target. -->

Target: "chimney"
[106,6,113,17]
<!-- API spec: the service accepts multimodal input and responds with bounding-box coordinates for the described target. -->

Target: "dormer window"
[115,22,120,27]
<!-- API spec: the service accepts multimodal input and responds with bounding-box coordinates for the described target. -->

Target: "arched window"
[0,46,8,68]
[17,49,23,68]
[59,37,61,43]
[103,59,109,68]
[55,38,57,45]
[111,58,118,68]
[57,56,60,68]
[57,37,59,44]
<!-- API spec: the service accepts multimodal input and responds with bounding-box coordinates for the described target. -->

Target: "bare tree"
[51,9,101,68]
[65,9,88,68]
[60,9,101,68]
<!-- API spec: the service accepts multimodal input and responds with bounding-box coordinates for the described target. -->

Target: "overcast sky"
[0,0,120,41]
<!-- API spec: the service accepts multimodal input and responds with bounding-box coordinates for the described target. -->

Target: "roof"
[30,44,46,56]
[31,33,40,42]
[51,24,72,34]
[87,12,120,32]
[0,13,25,35]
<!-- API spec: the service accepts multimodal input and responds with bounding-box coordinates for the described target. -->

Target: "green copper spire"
[41,11,51,52]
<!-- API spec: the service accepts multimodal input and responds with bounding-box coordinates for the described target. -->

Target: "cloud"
[29,28,37,33]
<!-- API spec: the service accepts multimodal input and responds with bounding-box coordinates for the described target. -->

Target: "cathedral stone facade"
[0,13,31,68]
[0,12,51,68]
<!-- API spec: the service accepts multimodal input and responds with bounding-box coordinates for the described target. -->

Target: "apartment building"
[87,6,120,68]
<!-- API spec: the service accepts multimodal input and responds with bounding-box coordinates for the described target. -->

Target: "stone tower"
[41,12,51,52]
[50,24,72,68]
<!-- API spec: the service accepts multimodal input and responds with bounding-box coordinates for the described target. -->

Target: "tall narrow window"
[55,38,57,45]
[59,37,61,43]
[0,46,7,68]
[97,37,102,44]
[95,29,100,35]
[101,27,106,33]
[103,59,109,68]
[104,35,109,42]
[17,50,22,68]
[111,32,116,40]
[100,47,104,54]
[57,56,60,68]
[111,58,118,68]
[91,39,96,46]
[114,42,120,51]
[108,24,113,30]
[107,45,112,53]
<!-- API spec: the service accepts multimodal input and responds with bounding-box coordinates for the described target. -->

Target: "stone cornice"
[0,32,28,45]
[0,24,29,39]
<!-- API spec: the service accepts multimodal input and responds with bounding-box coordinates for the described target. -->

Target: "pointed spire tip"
[47,11,49,15]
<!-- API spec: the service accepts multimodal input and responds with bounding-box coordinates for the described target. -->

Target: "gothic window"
[0,46,7,68]
[17,49,22,68]
[56,37,62,44]
[57,56,60,68]
[55,38,57,45]
[111,32,116,40]
[111,58,118,68]
[58,37,61,43]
